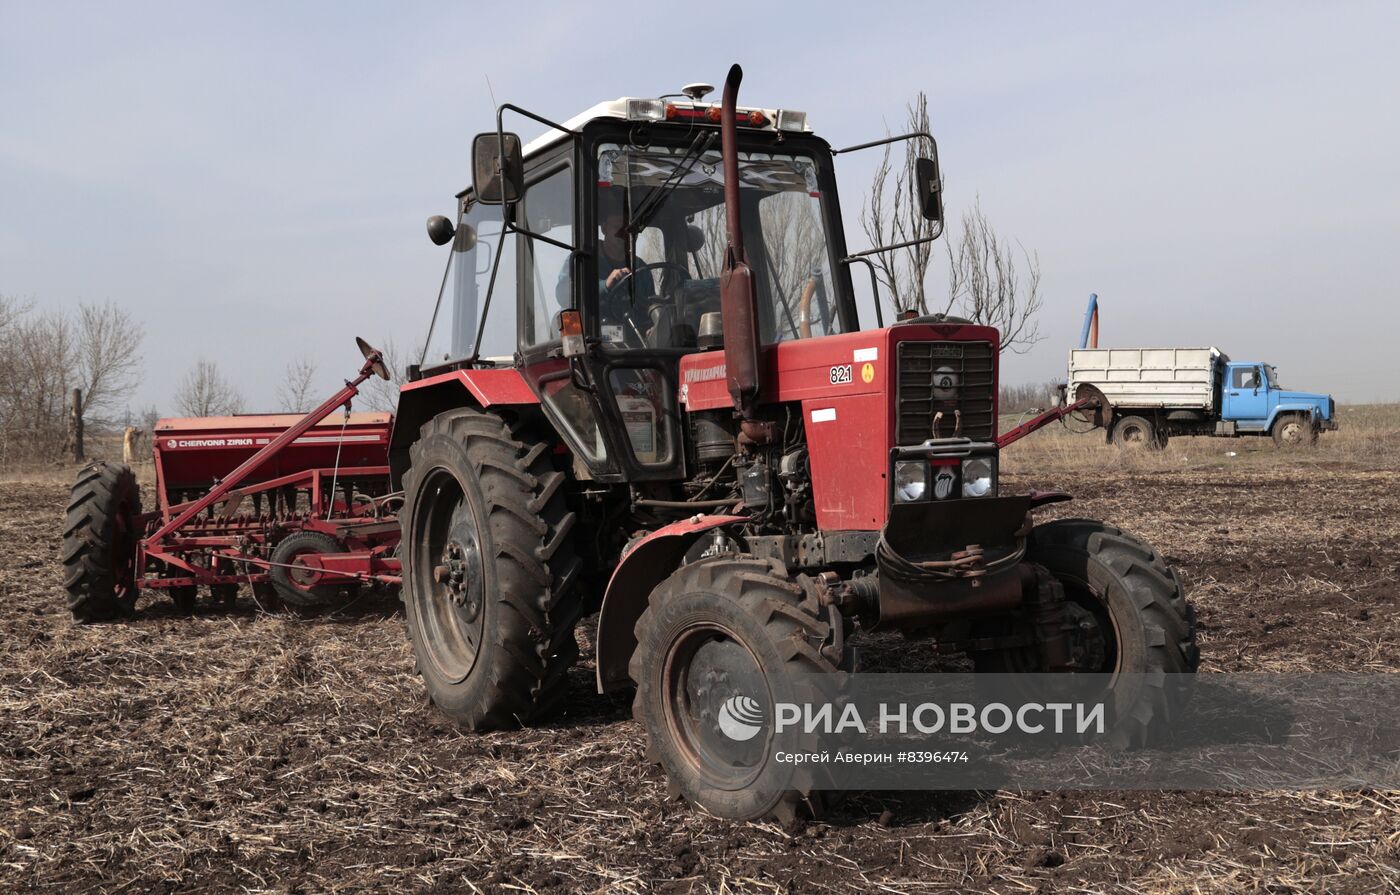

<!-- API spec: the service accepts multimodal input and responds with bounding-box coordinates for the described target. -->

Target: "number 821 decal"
[829,364,853,384]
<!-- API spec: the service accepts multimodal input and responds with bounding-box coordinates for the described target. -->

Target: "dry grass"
[1,409,1399,892]
[1002,403,1400,476]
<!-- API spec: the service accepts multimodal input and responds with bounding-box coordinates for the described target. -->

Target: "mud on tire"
[401,408,582,730]
[63,462,142,623]
[630,555,850,822]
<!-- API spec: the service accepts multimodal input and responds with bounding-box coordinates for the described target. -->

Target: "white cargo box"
[1068,347,1225,411]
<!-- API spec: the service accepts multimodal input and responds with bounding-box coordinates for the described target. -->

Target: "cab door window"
[420,201,518,366]
[521,164,574,347]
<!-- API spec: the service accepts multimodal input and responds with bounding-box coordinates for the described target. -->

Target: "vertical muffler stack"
[718,64,761,422]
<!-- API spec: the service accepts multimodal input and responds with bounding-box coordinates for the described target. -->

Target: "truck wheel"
[1112,416,1163,451]
[270,531,355,607]
[974,519,1198,746]
[630,556,850,822]
[401,408,582,730]
[1272,414,1316,448]
[63,462,142,623]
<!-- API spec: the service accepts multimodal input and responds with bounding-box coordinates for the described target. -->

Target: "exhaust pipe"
[719,63,761,419]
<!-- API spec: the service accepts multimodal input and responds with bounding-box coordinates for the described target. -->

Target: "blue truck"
[1068,347,1338,449]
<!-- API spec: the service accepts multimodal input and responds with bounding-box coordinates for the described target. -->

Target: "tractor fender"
[387,368,539,488]
[594,514,748,693]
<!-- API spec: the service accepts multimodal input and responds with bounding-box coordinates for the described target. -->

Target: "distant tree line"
[0,294,145,464]
[999,379,1065,414]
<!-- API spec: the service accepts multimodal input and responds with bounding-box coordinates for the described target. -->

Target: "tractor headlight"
[894,460,928,502]
[961,457,995,498]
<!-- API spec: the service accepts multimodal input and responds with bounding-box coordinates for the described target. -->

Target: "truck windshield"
[595,143,842,346]
[1265,365,1280,389]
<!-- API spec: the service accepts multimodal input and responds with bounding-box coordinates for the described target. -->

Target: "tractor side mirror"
[453,222,478,253]
[914,156,943,223]
[472,132,524,205]
[426,215,456,246]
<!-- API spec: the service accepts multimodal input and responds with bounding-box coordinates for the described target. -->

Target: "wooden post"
[70,388,84,462]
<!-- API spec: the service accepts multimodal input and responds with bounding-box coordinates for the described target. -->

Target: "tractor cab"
[413,92,875,484]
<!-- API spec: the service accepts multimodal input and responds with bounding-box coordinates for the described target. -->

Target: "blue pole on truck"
[1079,293,1099,349]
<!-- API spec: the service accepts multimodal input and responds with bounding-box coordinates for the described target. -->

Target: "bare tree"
[276,356,319,413]
[5,308,75,457]
[860,93,939,314]
[140,404,162,434]
[0,297,146,461]
[174,360,244,417]
[73,302,143,427]
[942,198,1044,354]
[0,295,23,421]
[359,338,407,413]
[1000,378,1065,413]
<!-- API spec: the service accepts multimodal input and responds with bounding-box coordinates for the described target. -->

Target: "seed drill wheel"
[630,556,851,822]
[63,462,142,623]
[269,531,356,608]
[972,519,1199,746]
[401,408,582,730]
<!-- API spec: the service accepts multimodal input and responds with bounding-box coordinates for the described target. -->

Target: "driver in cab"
[556,196,654,342]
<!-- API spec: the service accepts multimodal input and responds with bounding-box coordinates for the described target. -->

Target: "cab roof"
[519,97,807,159]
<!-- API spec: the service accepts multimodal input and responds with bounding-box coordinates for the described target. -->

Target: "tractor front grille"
[895,340,995,444]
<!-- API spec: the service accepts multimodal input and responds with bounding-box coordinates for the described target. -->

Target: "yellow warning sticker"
[861,362,875,383]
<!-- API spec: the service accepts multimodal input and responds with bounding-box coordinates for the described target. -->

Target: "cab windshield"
[594,143,843,347]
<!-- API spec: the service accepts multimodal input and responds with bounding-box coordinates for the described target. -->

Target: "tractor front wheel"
[401,408,582,730]
[631,556,850,822]
[62,462,142,623]
[973,519,1198,746]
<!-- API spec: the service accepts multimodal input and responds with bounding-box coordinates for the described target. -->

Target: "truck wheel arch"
[1264,404,1320,434]
[593,516,748,694]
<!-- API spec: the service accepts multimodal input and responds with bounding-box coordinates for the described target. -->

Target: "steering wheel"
[604,261,693,302]
[604,261,695,346]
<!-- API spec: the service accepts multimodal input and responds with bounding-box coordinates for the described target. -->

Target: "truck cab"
[1220,360,1337,441]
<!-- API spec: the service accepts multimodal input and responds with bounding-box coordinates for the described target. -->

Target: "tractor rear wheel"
[63,462,142,623]
[1272,413,1317,448]
[973,519,1198,746]
[401,408,582,730]
[270,531,354,607]
[631,556,850,822]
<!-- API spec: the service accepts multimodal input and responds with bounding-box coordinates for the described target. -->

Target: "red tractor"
[393,65,1198,819]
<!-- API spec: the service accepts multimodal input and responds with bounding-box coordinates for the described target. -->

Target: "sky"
[3,1,1399,414]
